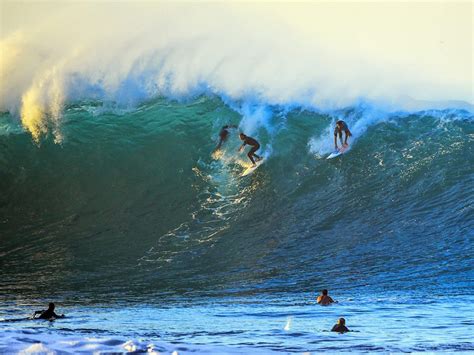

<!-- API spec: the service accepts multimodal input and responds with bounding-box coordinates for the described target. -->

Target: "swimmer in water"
[33,303,65,320]
[317,289,336,305]
[331,317,350,333]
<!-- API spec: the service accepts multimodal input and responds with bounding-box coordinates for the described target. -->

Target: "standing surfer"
[239,133,262,166]
[334,120,352,151]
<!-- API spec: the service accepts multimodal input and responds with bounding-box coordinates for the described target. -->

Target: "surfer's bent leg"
[247,151,256,164]
[248,145,259,165]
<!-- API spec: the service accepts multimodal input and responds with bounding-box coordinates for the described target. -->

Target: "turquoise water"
[1,97,473,353]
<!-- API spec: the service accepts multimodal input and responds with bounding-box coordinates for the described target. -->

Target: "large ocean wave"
[1,3,473,353]
[1,96,473,300]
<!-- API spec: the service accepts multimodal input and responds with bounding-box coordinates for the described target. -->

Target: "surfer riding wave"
[239,133,262,166]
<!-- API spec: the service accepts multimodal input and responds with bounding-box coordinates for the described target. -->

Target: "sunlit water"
[1,294,473,353]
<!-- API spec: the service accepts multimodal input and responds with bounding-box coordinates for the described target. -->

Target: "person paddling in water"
[33,303,65,320]
[334,120,352,151]
[317,289,336,305]
[331,317,350,333]
[239,133,262,166]
[214,124,237,152]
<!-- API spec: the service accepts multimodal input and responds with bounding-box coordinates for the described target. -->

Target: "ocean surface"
[1,96,473,353]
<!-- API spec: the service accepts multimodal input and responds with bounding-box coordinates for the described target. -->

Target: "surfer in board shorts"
[334,120,352,151]
[239,133,262,166]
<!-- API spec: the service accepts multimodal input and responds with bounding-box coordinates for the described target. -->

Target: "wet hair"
[322,289,328,295]
[336,120,343,126]
[48,303,55,310]
[239,133,246,139]
[338,318,345,325]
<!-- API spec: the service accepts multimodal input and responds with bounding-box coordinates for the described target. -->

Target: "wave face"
[1,97,473,301]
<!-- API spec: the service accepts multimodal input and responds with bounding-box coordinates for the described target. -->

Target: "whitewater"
[1,2,473,353]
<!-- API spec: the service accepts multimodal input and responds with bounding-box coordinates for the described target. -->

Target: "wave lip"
[1,2,472,141]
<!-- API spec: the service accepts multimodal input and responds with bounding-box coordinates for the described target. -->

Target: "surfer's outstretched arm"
[238,142,246,152]
[334,134,338,149]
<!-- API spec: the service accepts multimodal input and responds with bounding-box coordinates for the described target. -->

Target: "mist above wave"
[1,2,472,141]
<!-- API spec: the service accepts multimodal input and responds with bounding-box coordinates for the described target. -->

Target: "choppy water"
[1,96,473,353]
[1,295,474,353]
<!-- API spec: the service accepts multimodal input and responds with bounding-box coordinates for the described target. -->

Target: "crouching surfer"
[239,133,262,166]
[334,120,352,151]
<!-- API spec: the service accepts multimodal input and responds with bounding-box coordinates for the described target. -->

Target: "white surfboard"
[327,145,349,159]
[241,159,264,176]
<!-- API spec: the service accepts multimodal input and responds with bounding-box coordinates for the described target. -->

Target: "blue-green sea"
[1,96,473,353]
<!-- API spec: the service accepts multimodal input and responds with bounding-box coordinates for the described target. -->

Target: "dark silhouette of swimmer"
[317,289,336,305]
[239,133,262,166]
[33,303,65,320]
[214,125,237,152]
[334,120,352,150]
[331,317,350,333]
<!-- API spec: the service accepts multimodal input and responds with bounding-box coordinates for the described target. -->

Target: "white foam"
[1,2,472,141]
[20,343,52,354]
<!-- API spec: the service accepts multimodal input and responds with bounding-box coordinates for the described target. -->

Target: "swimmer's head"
[338,318,345,325]
[48,303,55,310]
[322,289,328,295]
